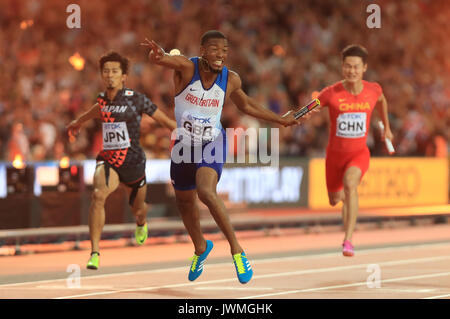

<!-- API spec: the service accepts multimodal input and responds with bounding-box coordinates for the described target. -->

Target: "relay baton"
[293,99,320,120]
[378,121,395,155]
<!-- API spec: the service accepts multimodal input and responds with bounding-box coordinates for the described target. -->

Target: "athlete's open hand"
[141,38,165,63]
[67,120,81,139]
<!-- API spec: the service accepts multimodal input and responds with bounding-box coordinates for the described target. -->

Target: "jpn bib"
[102,122,131,150]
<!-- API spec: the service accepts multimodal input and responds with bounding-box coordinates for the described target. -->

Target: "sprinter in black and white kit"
[67,51,176,270]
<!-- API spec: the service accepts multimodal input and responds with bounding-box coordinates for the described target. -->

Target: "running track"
[1,223,450,299]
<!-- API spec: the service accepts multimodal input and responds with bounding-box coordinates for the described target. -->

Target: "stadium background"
[0,1,448,236]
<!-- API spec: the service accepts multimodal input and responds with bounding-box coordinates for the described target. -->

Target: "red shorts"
[325,147,370,193]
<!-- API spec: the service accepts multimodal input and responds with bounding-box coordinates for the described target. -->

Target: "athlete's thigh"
[93,163,120,194]
[174,188,198,211]
[345,148,370,183]
[343,166,362,189]
[196,166,218,193]
[325,152,344,193]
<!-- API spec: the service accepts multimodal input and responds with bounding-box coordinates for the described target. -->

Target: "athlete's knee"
[329,196,342,206]
[196,187,217,206]
[91,188,108,204]
[343,168,361,192]
[343,179,359,193]
[329,191,344,206]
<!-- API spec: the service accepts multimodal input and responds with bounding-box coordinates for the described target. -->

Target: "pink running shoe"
[342,240,354,257]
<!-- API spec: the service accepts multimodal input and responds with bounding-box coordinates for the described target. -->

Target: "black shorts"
[96,156,146,206]
[96,156,146,184]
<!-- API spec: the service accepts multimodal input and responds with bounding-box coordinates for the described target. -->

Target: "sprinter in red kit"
[317,44,393,256]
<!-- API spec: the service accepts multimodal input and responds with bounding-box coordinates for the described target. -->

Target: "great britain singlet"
[173,57,228,145]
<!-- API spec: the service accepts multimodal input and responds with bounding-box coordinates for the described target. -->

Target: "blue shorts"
[170,131,227,191]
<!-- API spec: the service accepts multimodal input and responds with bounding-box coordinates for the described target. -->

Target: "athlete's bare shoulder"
[173,56,195,79]
[172,56,196,95]
[227,70,242,94]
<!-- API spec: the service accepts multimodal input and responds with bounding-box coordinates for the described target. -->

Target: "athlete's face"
[342,56,367,84]
[101,61,126,90]
[200,38,228,73]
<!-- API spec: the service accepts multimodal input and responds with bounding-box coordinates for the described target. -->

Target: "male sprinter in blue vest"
[142,31,300,284]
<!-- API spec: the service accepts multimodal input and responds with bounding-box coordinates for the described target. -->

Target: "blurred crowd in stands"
[0,0,448,163]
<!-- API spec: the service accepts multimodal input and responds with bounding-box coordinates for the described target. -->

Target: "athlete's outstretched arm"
[141,38,193,71]
[67,103,101,138]
[150,108,177,131]
[228,71,299,127]
[375,93,393,141]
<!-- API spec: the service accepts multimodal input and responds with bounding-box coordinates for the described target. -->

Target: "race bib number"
[102,122,131,150]
[180,113,218,145]
[336,113,367,138]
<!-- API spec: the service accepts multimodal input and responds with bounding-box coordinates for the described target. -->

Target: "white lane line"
[195,287,274,291]
[376,288,436,293]
[35,285,116,290]
[254,241,450,265]
[0,266,188,288]
[3,241,450,288]
[54,277,245,299]
[423,293,450,299]
[55,255,450,299]
[240,271,450,299]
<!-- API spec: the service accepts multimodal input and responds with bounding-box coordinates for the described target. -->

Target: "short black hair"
[341,44,368,64]
[99,51,129,74]
[200,30,227,46]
